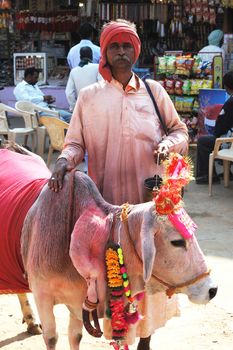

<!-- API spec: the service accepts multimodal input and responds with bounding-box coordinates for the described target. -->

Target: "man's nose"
[118,45,125,55]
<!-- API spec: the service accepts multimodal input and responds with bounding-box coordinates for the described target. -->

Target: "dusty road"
[0,180,233,349]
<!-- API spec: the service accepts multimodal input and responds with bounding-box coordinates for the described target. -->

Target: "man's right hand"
[48,158,69,192]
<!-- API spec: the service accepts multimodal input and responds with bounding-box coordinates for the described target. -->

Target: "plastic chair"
[0,103,36,151]
[39,116,69,167]
[15,101,58,157]
[209,137,233,196]
[14,100,59,118]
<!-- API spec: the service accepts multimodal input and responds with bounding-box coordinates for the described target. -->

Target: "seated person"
[14,67,72,123]
[196,70,233,184]
[65,46,102,112]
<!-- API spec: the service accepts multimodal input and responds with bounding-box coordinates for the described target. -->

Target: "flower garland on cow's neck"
[105,203,144,350]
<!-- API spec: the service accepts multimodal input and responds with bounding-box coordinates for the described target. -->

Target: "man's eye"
[171,239,186,248]
[109,43,119,50]
[123,43,133,49]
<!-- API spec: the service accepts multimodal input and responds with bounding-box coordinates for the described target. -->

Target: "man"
[198,29,225,63]
[49,19,188,350]
[196,70,233,184]
[65,46,102,112]
[183,28,198,54]
[67,22,100,69]
[13,67,72,123]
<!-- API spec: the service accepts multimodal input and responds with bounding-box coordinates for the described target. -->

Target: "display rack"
[154,53,223,143]
[13,52,56,85]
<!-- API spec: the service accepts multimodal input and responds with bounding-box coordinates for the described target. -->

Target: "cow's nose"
[209,287,218,300]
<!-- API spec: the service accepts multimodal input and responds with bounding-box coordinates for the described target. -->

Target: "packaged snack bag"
[182,79,191,95]
[175,80,184,95]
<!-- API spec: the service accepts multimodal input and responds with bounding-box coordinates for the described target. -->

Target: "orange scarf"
[99,22,141,82]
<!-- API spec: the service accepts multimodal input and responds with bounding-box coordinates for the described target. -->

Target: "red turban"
[99,21,141,82]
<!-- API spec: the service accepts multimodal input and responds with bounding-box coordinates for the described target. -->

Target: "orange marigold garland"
[154,152,194,216]
[105,241,144,350]
[153,152,197,239]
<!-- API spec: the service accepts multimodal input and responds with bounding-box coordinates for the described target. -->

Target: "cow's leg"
[68,311,83,350]
[33,293,58,349]
[137,335,151,350]
[17,293,42,335]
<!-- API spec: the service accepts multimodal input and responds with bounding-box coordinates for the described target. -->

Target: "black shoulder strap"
[143,79,168,136]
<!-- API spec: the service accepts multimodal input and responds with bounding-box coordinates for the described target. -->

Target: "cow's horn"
[82,298,103,338]
[82,308,103,338]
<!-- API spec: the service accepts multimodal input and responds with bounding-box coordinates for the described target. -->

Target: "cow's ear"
[69,209,114,272]
[140,209,156,282]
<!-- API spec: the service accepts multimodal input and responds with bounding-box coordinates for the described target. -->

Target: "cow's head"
[126,202,217,305]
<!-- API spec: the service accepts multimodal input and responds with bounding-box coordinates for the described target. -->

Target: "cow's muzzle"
[153,269,212,298]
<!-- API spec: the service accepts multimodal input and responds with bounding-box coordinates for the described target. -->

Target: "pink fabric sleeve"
[58,92,86,167]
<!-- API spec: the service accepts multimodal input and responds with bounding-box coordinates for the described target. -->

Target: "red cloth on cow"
[0,149,51,293]
[99,21,141,82]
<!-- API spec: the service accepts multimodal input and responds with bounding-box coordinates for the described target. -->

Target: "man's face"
[106,42,135,69]
[27,72,39,85]
[184,36,194,49]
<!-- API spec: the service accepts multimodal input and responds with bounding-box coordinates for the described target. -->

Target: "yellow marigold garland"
[106,248,123,288]
[105,204,144,350]
[105,241,144,350]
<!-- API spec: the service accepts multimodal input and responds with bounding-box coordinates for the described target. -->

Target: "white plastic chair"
[15,101,59,157]
[15,100,59,118]
[0,103,36,151]
[209,137,233,196]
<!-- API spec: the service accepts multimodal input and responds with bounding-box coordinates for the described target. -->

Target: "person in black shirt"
[196,70,233,184]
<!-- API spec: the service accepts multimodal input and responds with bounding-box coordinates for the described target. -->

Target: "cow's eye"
[171,239,186,248]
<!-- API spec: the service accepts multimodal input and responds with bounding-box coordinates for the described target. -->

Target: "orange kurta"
[60,74,188,343]
[61,74,188,205]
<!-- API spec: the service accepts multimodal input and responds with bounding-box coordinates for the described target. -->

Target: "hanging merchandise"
[184,0,219,25]
[0,0,11,9]
[15,10,83,33]
[160,23,165,37]
[178,20,182,35]
[157,20,161,34]
[0,11,13,30]
[220,0,233,8]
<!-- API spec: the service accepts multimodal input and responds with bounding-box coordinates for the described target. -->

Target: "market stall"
[155,52,224,143]
[0,0,232,93]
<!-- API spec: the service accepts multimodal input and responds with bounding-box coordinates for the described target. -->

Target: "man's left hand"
[153,144,169,164]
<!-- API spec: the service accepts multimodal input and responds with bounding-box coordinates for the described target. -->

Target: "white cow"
[0,145,217,350]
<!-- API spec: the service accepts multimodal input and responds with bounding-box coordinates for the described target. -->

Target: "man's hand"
[153,144,169,164]
[48,158,69,192]
[44,95,56,104]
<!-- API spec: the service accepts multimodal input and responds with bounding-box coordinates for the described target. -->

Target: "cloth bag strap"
[143,79,168,136]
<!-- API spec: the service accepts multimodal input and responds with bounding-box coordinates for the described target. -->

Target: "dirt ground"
[0,180,233,349]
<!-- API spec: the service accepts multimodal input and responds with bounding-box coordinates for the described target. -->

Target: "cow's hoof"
[137,335,151,350]
[27,323,43,335]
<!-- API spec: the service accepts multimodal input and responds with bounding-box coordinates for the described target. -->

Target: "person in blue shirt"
[67,23,101,69]
[196,70,233,184]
